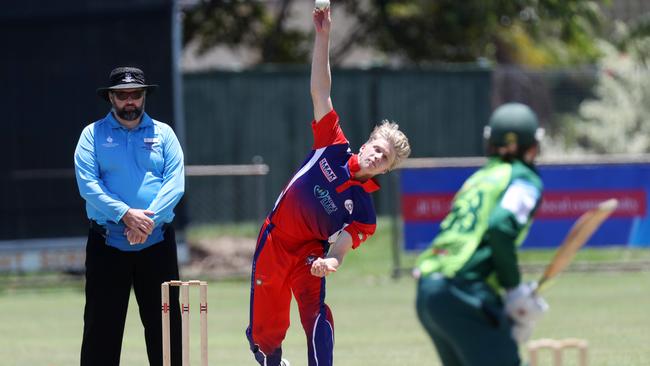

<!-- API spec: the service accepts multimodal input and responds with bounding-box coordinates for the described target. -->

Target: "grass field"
[1,221,649,365]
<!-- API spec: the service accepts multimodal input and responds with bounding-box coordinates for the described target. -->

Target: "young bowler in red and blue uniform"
[246,8,411,366]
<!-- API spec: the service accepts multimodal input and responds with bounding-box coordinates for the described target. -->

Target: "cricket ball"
[315,0,330,10]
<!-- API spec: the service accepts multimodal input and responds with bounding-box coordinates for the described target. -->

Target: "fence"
[4,65,602,241]
[1,0,178,241]
[2,65,620,276]
[182,66,493,219]
[183,161,270,226]
[0,164,269,273]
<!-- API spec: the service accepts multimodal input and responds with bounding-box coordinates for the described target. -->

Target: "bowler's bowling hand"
[310,257,338,277]
[313,4,331,33]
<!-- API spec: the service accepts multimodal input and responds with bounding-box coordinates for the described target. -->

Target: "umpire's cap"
[96,67,158,101]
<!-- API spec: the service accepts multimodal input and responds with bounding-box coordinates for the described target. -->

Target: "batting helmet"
[483,103,543,149]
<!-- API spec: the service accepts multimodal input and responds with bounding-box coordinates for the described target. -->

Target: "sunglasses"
[112,90,145,101]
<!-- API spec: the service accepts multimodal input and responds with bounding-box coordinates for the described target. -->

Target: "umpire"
[74,67,184,365]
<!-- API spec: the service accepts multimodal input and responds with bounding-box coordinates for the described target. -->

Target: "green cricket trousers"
[415,273,521,366]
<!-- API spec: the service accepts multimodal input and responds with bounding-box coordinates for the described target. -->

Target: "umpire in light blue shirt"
[75,66,184,366]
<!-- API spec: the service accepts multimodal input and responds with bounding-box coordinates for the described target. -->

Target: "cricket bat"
[535,198,619,294]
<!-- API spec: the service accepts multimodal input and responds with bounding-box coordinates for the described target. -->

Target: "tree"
[357,0,607,66]
[182,0,310,64]
[182,0,608,67]
[545,21,650,154]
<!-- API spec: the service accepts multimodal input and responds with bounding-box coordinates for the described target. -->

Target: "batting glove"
[505,282,549,343]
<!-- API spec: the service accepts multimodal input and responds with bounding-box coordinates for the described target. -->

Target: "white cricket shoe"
[280,358,291,366]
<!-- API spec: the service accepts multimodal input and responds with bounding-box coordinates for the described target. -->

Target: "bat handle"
[534,276,548,295]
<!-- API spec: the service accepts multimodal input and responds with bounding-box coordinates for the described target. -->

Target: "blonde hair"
[367,120,411,170]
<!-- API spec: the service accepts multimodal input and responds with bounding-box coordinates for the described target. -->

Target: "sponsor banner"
[402,190,646,222]
[402,194,454,222]
[401,162,650,251]
[538,191,645,218]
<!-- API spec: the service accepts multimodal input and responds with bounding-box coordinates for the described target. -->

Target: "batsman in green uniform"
[415,103,549,366]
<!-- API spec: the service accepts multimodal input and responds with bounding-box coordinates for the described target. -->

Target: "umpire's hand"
[124,228,149,245]
[122,208,155,235]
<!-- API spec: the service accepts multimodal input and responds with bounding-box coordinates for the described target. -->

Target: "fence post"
[252,155,268,222]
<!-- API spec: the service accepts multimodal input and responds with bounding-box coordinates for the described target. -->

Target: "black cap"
[96,67,158,101]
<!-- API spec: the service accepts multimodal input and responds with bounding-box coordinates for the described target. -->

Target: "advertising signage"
[401,158,650,251]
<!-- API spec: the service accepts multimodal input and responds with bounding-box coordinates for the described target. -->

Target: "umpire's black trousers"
[80,225,182,366]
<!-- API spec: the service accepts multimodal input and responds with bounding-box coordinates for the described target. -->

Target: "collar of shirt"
[336,154,381,193]
[106,111,154,130]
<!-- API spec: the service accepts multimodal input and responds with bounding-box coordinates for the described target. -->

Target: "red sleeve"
[311,109,348,149]
[344,221,376,249]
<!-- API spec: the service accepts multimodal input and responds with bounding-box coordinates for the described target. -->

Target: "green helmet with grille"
[483,103,543,148]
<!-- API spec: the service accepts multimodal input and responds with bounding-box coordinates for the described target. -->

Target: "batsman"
[414,103,549,366]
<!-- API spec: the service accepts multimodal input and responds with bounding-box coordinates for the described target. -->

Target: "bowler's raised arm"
[310,8,334,122]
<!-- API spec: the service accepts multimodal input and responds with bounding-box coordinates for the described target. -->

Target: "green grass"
[1,220,649,365]
[185,217,650,275]
[518,247,650,263]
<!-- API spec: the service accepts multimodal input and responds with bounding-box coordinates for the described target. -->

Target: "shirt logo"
[314,185,338,214]
[319,158,337,182]
[102,136,119,148]
[344,199,354,215]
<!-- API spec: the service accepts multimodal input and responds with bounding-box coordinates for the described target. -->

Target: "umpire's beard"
[113,102,145,121]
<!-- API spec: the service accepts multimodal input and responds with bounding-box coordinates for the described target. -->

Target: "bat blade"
[536,198,619,293]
